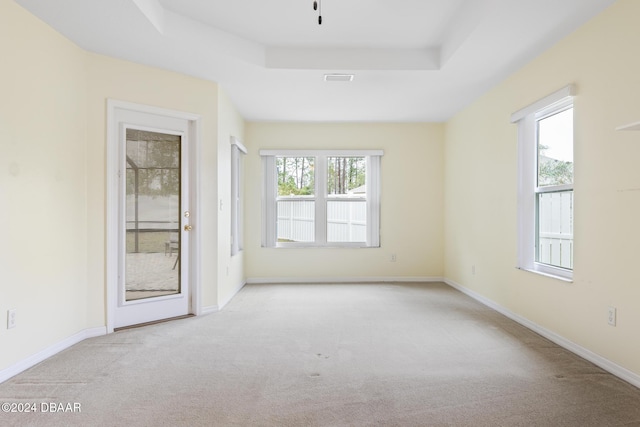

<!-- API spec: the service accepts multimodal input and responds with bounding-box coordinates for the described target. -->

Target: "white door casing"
[106,100,201,331]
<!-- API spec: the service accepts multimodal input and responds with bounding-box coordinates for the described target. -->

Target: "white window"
[231,137,247,256]
[512,85,574,280]
[260,150,383,248]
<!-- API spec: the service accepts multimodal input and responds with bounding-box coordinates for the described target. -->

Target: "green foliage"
[538,144,573,186]
[279,176,314,195]
[126,135,181,198]
[276,156,367,196]
[539,160,573,186]
[277,157,314,196]
[328,157,365,194]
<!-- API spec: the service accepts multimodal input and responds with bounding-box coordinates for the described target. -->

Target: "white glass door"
[113,109,192,328]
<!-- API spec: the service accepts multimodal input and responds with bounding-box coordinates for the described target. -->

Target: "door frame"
[106,99,202,333]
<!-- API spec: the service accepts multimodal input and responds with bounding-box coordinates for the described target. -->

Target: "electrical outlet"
[390,253,397,262]
[607,306,616,326]
[7,309,16,329]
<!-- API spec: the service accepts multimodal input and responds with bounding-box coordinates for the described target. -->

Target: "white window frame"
[231,137,247,256]
[260,149,383,248]
[512,85,575,281]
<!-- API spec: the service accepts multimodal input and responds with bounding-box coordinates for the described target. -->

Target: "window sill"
[516,267,573,283]
[265,243,378,249]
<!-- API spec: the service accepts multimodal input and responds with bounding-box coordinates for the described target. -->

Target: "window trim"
[512,85,575,281]
[260,149,382,248]
[231,136,247,256]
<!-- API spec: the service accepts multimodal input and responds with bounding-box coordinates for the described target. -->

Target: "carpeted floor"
[1,282,640,426]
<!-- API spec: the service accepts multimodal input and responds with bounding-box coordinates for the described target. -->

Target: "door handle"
[184,224,193,231]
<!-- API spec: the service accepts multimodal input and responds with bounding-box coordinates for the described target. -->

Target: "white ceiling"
[16,0,615,122]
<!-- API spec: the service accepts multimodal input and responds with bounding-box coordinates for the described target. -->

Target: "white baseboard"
[200,281,247,314]
[218,280,247,310]
[1,280,248,384]
[0,326,107,384]
[246,276,444,285]
[200,305,219,315]
[444,278,640,389]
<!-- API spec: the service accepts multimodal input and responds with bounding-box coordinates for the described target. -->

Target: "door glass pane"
[537,108,573,187]
[536,190,573,269]
[125,129,181,301]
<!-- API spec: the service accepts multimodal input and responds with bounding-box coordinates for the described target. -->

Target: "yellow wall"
[217,89,246,307]
[244,122,444,280]
[0,0,89,370]
[85,54,221,315]
[0,0,232,373]
[444,0,640,376]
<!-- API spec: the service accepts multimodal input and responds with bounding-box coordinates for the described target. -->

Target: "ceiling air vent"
[324,74,354,82]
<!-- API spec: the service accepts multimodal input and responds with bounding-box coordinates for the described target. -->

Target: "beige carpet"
[1,282,640,426]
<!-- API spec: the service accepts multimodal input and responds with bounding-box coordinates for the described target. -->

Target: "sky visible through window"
[539,108,573,162]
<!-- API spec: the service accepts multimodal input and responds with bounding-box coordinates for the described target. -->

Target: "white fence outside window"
[537,191,573,269]
[277,200,366,243]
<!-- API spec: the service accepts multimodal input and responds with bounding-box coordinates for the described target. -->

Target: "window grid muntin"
[262,150,381,248]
